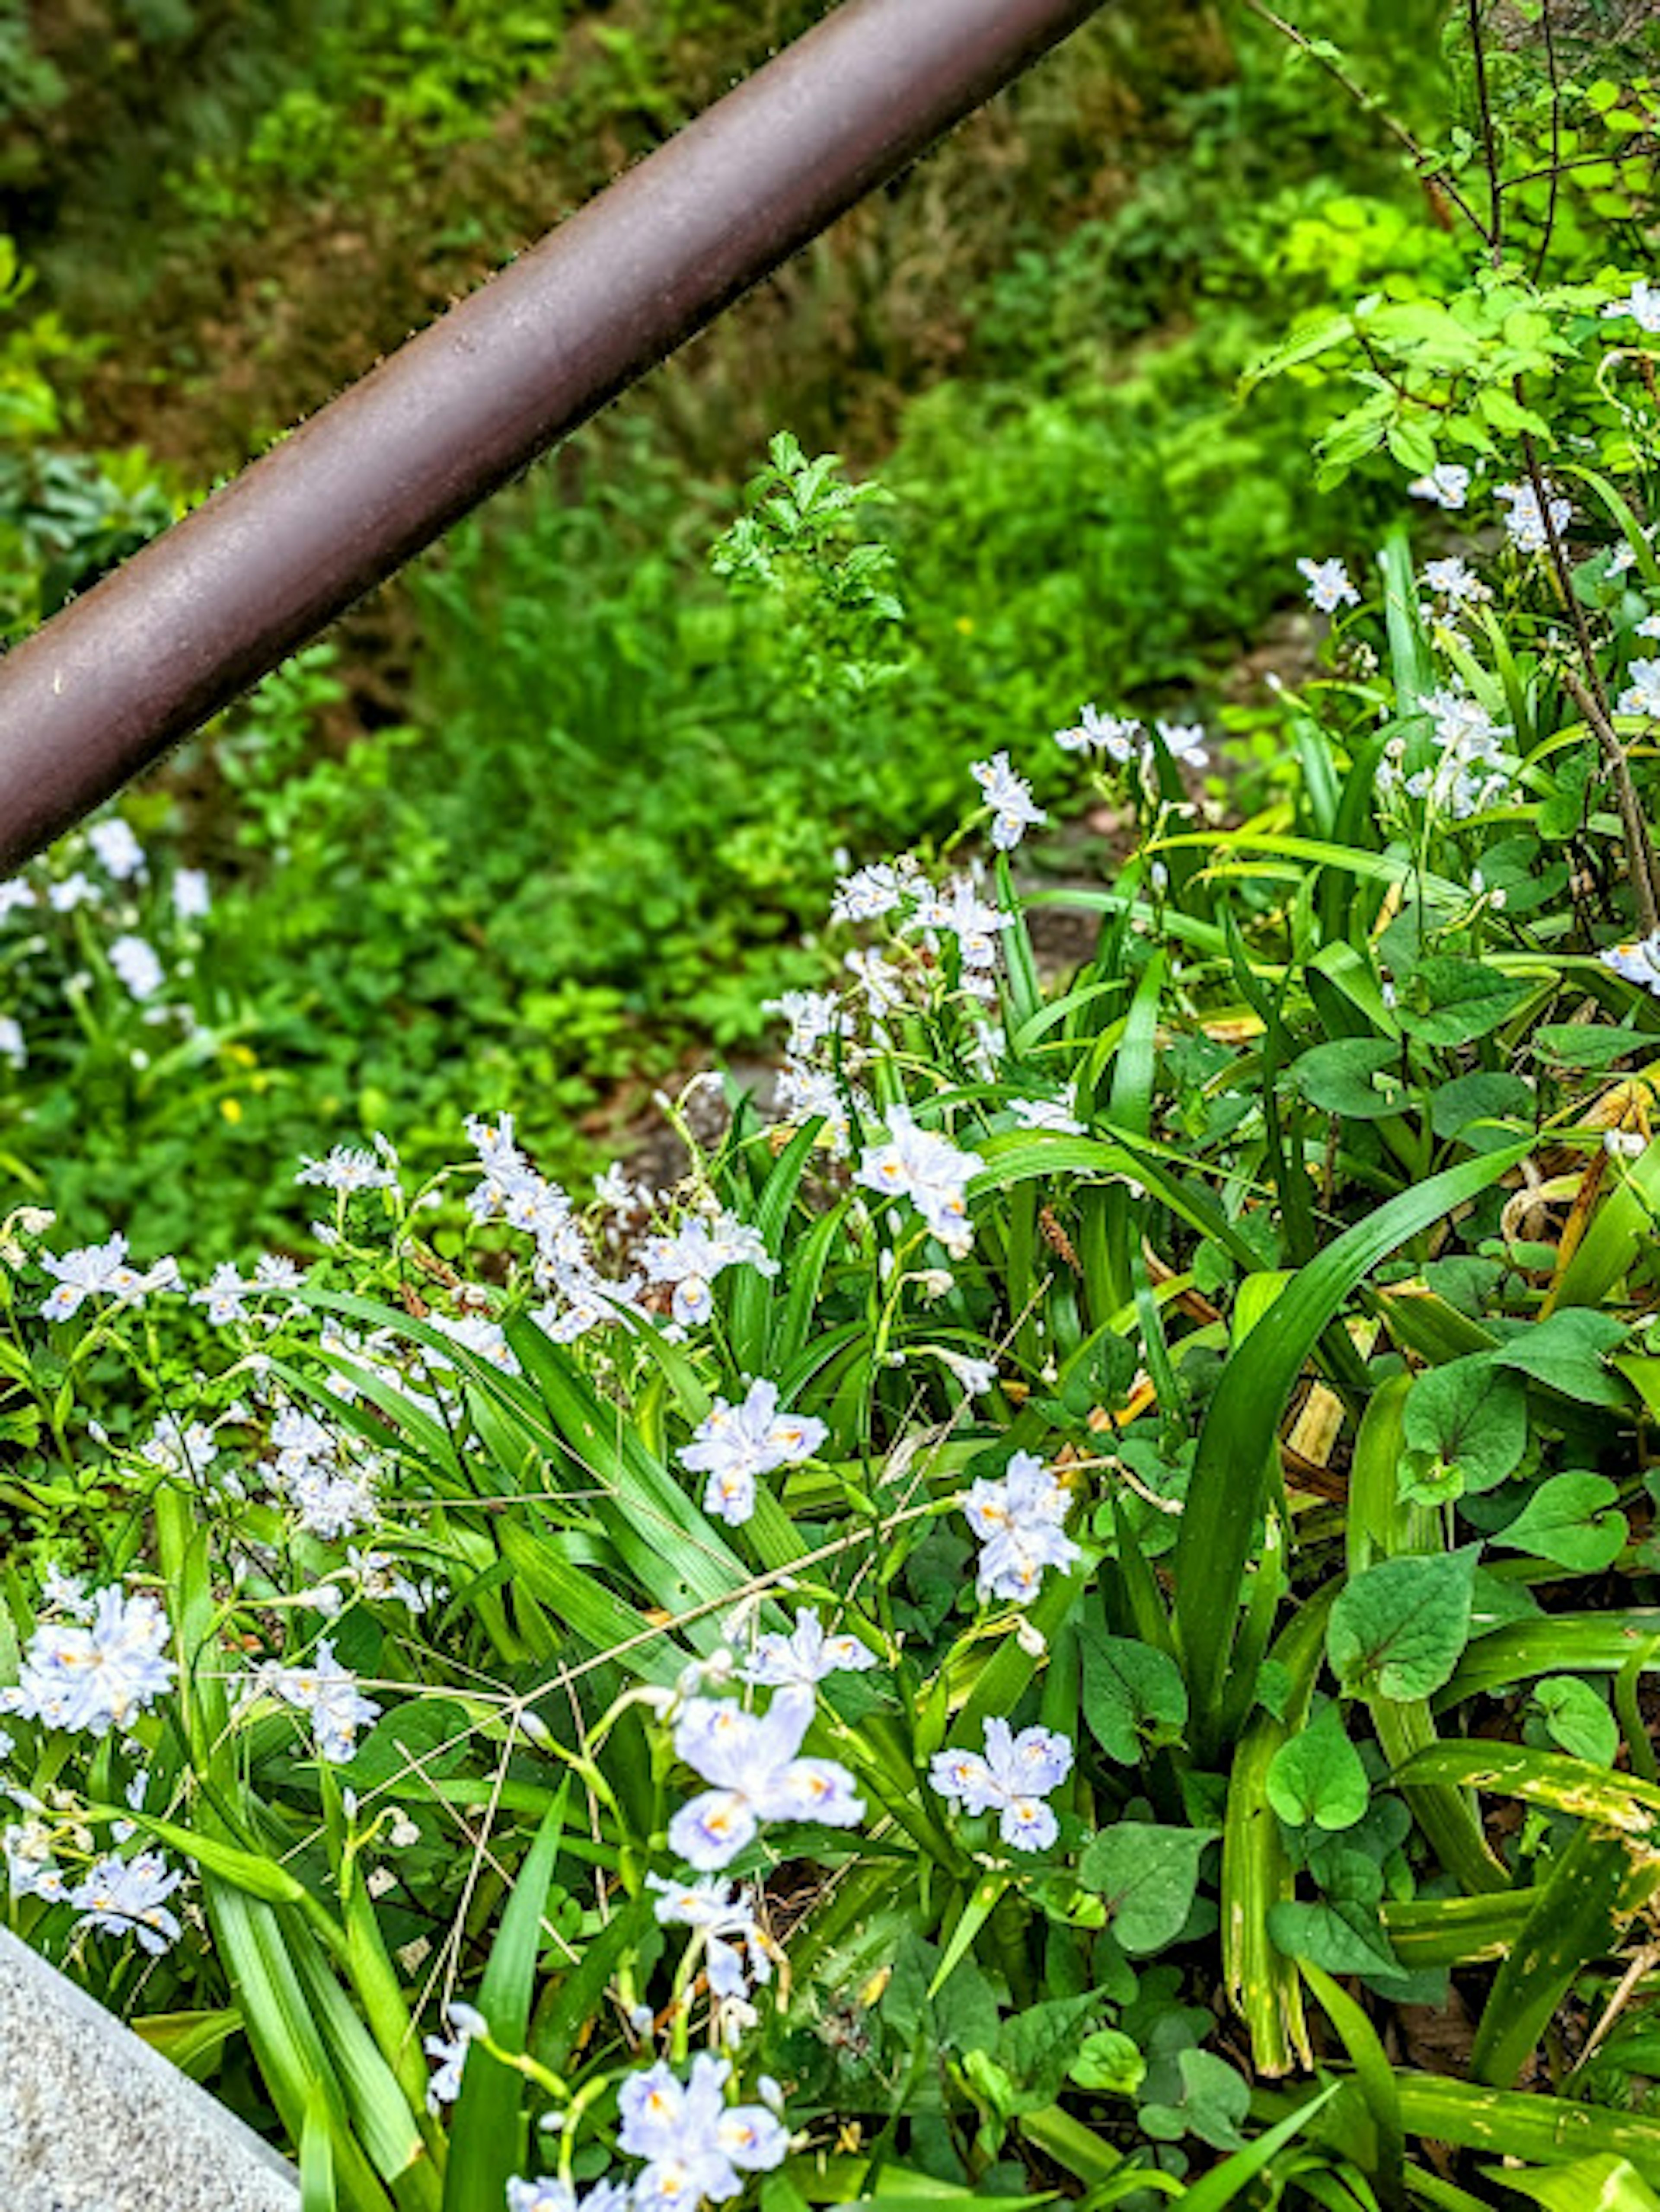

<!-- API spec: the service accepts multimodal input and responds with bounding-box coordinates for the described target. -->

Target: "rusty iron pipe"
[0,0,1109,871]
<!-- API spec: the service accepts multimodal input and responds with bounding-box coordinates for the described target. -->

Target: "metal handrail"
[0,0,1109,872]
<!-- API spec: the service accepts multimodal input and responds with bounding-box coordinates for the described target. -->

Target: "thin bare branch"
[1237,0,1493,243]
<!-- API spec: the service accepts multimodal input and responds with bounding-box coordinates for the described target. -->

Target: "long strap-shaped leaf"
[1390,2075,1660,2181]
[1347,1375,1507,1894]
[443,1792,568,2212]
[1175,1141,1532,1759]
[1469,1819,1660,2090]
[1220,1586,1331,2078]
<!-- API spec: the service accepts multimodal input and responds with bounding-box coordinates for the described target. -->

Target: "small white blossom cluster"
[261,1404,382,1540]
[667,1686,863,1870]
[1054,703,1208,779]
[930,1718,1074,1852]
[969,752,1046,850]
[108,935,164,1002]
[507,2180,629,2212]
[254,1638,382,1763]
[676,1379,827,1526]
[648,1872,773,1999]
[1420,555,1491,631]
[1,1586,174,1736]
[423,2000,488,2110]
[1009,1090,1085,1136]
[1408,463,1472,511]
[4,1813,73,1904]
[37,1232,183,1323]
[907,874,1014,977]
[828,854,924,924]
[0,819,214,1074]
[1297,556,1360,614]
[138,1414,219,1484]
[0,1793,185,1953]
[1618,657,1660,720]
[1603,930,1660,997]
[1495,478,1572,555]
[296,1139,400,1197]
[86,818,146,882]
[188,1252,306,1327]
[829,855,1015,1009]
[772,839,1023,1154]
[71,1850,185,1953]
[295,1546,434,1617]
[466,1114,642,1342]
[737,1607,878,1690]
[962,1451,1081,1604]
[617,2055,785,2212]
[1379,685,1515,822]
[642,1213,776,1331]
[854,1103,985,1258]
[427,1309,520,1376]
[1603,276,1660,334]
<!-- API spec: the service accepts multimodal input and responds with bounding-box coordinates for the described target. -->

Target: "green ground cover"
[4,4,1660,2205]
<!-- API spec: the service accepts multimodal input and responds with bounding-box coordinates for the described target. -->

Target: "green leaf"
[1175,1141,1531,1756]
[1298,1958,1405,2202]
[1328,1548,1477,1701]
[1472,1819,1660,2088]
[1069,2028,1145,2095]
[996,1992,1104,2109]
[1266,1704,1370,1831]
[301,2081,338,2212]
[1534,1677,1621,1766]
[1491,1310,1633,1408]
[1403,1356,1528,1495]
[1397,959,1529,1047]
[1288,1038,1411,1120]
[1270,1848,1408,1986]
[1532,1022,1640,1070]
[1396,2071,1660,2175]
[1077,1823,1216,1955]
[347,1700,474,1791]
[444,1793,569,2212]
[1494,1473,1628,1574]
[1386,416,1438,474]
[1177,2084,1342,2212]
[1140,2048,1249,2151]
[1430,1071,1534,1143]
[1079,1626,1188,1764]
[1495,2153,1660,2211]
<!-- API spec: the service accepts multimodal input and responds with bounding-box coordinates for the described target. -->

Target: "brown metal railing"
[0,0,1109,871]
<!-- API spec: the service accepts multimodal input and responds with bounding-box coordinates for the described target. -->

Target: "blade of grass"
[1383,1889,1537,1966]
[1441,1613,1660,1701]
[1179,2083,1342,2211]
[1176,1142,1533,1759]
[444,1791,569,2212]
[1392,2075,1660,2180]
[1346,1374,1507,1894]
[1222,1583,1332,2076]
[1297,1962,1404,2211]
[302,2082,338,2212]
[1469,1820,1660,2088]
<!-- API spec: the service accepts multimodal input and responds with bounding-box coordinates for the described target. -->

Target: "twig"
[1238,0,1493,244]
[1467,0,1504,264]
[1562,665,1660,940]
[1513,425,1655,933]
[1522,426,1612,719]
[1505,145,1659,192]
[1528,0,1563,284]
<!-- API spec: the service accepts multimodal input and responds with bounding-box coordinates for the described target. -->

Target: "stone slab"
[0,1926,299,2212]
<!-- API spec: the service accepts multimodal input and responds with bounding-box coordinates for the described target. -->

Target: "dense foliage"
[8,3,1660,2208]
